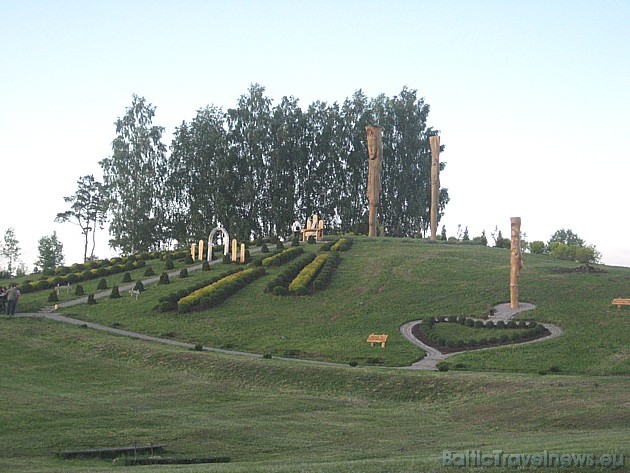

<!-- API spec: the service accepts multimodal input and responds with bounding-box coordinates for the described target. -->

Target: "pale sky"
[1,0,628,270]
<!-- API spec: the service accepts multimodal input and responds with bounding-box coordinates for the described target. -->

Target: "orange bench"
[366,333,388,348]
[612,298,630,309]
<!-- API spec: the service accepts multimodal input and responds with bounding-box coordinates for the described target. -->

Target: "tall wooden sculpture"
[510,217,523,309]
[429,135,441,240]
[366,125,383,237]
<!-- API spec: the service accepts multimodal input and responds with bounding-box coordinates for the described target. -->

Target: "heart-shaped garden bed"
[411,316,550,353]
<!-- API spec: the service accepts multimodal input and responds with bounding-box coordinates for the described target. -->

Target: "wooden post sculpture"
[191,243,197,261]
[510,217,523,309]
[366,125,383,237]
[198,240,204,261]
[429,135,441,241]
[231,239,238,262]
[240,243,246,263]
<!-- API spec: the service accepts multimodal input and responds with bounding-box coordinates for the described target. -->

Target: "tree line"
[62,84,450,256]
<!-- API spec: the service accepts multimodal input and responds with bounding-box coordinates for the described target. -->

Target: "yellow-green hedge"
[289,253,329,295]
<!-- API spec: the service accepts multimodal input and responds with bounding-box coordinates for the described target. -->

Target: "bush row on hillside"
[41,249,190,278]
[261,246,304,267]
[418,317,546,349]
[20,260,148,294]
[264,253,317,295]
[155,267,244,312]
[178,267,265,313]
[330,237,353,252]
[312,251,341,291]
[289,253,330,295]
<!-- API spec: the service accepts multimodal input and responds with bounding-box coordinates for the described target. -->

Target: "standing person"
[0,286,6,313]
[6,284,18,316]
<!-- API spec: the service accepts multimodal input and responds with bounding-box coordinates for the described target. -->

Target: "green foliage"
[144,267,155,277]
[312,251,341,291]
[177,267,265,313]
[202,260,210,271]
[86,294,96,305]
[74,284,84,296]
[35,232,64,273]
[159,271,170,285]
[47,290,59,303]
[289,253,329,295]
[331,237,353,251]
[529,241,546,254]
[291,236,300,247]
[260,243,269,253]
[262,246,304,267]
[96,278,108,290]
[109,285,121,299]
[307,235,316,244]
[164,259,175,270]
[264,252,317,294]
[179,268,188,278]
[1,227,20,277]
[121,271,132,283]
[133,280,145,292]
[276,240,285,250]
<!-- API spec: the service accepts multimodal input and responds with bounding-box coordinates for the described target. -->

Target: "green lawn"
[42,237,630,375]
[0,318,627,472]
[2,237,628,471]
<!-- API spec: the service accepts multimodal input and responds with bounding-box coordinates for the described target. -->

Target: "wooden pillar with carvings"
[365,125,383,237]
[429,135,441,240]
[510,217,523,309]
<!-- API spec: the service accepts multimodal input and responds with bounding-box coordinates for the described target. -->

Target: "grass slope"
[49,237,630,375]
[0,318,627,472]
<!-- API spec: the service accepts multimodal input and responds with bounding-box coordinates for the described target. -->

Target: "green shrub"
[289,253,329,295]
[144,267,155,277]
[312,251,341,291]
[180,268,189,278]
[109,285,121,299]
[291,236,300,247]
[159,271,170,285]
[164,260,175,270]
[87,294,97,305]
[264,252,316,293]
[436,362,449,372]
[122,272,132,283]
[47,290,59,303]
[75,284,84,296]
[276,241,285,250]
[222,255,231,264]
[473,320,484,329]
[134,280,145,292]
[273,286,288,296]
[262,246,304,268]
[307,235,316,244]
[178,267,265,313]
[202,260,211,271]
[260,243,269,253]
[96,278,108,290]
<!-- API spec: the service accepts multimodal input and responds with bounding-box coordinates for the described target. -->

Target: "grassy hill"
[1,237,628,471]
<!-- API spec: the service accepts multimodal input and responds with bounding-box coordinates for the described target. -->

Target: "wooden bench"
[612,298,630,309]
[366,333,388,348]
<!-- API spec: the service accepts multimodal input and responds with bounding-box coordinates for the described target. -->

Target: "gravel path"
[2,255,562,371]
[400,303,563,370]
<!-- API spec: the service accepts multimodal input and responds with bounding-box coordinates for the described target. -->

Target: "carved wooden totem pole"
[366,125,383,237]
[510,217,523,309]
[429,135,441,240]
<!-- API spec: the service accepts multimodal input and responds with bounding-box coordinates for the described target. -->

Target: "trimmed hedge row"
[312,251,341,291]
[261,246,304,267]
[419,317,546,349]
[264,253,317,295]
[289,253,329,295]
[178,267,265,313]
[20,260,147,294]
[155,267,244,312]
[331,237,353,252]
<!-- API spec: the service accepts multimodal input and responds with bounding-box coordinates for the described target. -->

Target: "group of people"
[0,284,20,316]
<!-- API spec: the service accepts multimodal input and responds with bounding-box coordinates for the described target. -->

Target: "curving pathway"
[3,254,562,371]
[400,303,563,370]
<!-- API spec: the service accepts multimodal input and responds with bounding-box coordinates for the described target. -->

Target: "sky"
[1,0,629,271]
